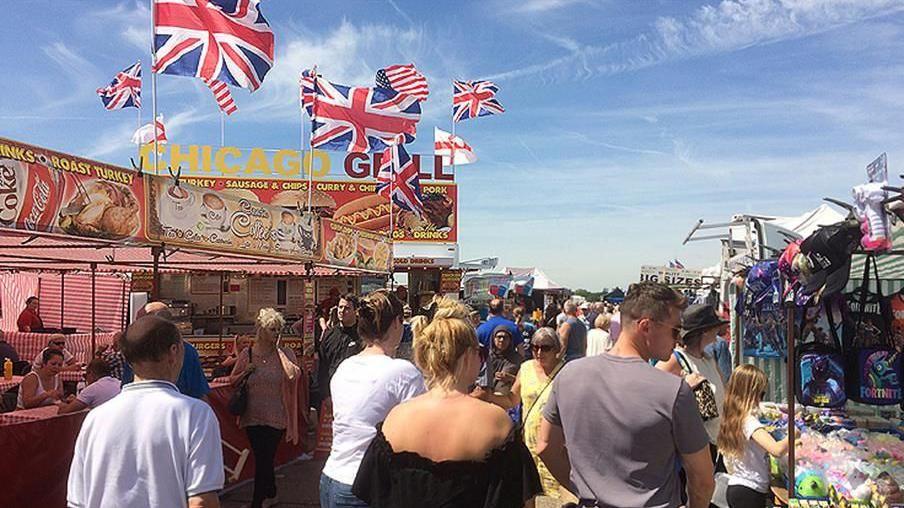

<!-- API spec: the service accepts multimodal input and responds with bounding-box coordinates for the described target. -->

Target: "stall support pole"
[151,247,161,301]
[785,302,796,499]
[60,271,65,329]
[218,272,225,356]
[91,263,97,357]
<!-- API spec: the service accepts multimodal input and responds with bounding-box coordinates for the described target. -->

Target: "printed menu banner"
[0,137,146,242]
[322,218,392,272]
[145,175,322,261]
[180,176,457,243]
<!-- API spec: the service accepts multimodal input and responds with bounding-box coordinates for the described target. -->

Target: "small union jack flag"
[452,80,504,122]
[377,142,425,215]
[305,71,421,153]
[153,0,274,92]
[299,68,317,117]
[97,62,141,110]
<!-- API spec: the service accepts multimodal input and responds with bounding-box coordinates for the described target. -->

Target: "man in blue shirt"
[122,302,210,400]
[476,298,520,348]
[705,327,733,382]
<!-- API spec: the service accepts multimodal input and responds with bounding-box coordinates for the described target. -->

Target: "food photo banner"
[321,218,392,272]
[180,175,458,243]
[0,137,146,241]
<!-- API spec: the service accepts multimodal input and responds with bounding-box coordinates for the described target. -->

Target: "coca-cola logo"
[0,164,20,226]
[23,178,50,230]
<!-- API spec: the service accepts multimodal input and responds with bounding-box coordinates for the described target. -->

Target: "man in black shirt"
[317,294,361,400]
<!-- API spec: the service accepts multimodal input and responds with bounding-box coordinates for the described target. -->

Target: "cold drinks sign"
[639,266,705,287]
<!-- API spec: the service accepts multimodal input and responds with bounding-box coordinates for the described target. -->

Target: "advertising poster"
[0,137,146,242]
[321,219,392,272]
[145,176,321,261]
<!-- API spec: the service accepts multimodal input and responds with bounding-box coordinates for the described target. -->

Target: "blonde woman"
[477,327,570,505]
[352,303,542,508]
[718,365,792,508]
[320,290,425,508]
[230,308,301,508]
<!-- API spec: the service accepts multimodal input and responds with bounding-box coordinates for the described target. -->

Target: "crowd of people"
[0,280,785,508]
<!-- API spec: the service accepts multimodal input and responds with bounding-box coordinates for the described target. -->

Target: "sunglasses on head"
[532,344,554,353]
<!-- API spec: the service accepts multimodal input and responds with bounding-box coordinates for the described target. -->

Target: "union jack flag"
[377,142,424,215]
[452,80,504,122]
[299,68,317,117]
[305,71,421,153]
[153,0,274,92]
[97,62,141,110]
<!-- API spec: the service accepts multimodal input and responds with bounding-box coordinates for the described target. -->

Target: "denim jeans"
[319,473,369,508]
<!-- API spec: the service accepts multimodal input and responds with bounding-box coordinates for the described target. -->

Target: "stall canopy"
[505,267,565,291]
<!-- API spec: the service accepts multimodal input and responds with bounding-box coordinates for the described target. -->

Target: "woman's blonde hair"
[257,308,285,331]
[357,290,404,344]
[718,364,768,458]
[414,315,478,390]
[409,315,429,340]
[432,297,470,321]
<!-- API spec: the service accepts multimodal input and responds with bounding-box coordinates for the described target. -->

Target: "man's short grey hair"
[563,301,577,314]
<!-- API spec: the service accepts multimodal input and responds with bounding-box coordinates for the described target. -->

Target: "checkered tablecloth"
[3,331,117,366]
[0,375,23,394]
[0,404,59,426]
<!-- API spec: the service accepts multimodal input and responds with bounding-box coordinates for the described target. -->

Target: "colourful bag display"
[796,297,846,408]
[742,260,786,358]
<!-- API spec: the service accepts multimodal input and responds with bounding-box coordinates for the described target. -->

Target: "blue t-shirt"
[121,341,211,399]
[476,316,521,347]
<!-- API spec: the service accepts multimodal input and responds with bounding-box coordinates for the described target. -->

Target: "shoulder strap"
[674,349,696,374]
[517,361,565,432]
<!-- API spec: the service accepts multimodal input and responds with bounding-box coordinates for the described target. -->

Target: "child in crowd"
[717,364,793,508]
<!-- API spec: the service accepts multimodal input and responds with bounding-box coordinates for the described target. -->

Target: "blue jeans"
[320,473,369,508]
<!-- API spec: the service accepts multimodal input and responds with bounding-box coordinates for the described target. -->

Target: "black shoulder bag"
[228,346,253,416]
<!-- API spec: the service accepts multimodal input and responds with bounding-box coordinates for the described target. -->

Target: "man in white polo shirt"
[67,316,224,508]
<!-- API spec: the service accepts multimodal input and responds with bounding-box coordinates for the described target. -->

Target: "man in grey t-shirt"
[538,282,714,508]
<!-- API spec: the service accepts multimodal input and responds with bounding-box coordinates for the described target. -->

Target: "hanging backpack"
[796,296,846,408]
[845,254,902,405]
[742,260,785,358]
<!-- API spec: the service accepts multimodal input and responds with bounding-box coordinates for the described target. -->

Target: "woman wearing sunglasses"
[476,327,571,506]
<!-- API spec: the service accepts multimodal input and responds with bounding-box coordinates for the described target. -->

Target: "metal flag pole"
[450,80,457,179]
[137,75,143,161]
[149,0,159,175]
[220,112,226,146]
[306,66,318,214]
[389,143,398,246]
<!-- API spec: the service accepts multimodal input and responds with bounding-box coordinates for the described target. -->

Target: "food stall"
[0,136,391,506]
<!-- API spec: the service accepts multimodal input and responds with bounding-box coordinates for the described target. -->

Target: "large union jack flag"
[97,62,141,110]
[153,0,274,92]
[304,71,421,153]
[377,143,424,215]
[452,80,505,122]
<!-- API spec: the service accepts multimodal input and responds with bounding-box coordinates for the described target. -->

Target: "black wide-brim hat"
[680,304,729,338]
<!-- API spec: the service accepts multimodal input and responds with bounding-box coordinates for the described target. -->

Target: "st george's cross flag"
[304,71,421,153]
[153,0,274,92]
[132,115,168,145]
[377,140,425,215]
[434,127,476,166]
[204,78,238,115]
[97,62,141,110]
[375,64,429,102]
[452,80,504,122]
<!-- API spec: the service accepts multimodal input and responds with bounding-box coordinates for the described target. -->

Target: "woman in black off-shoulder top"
[351,303,542,508]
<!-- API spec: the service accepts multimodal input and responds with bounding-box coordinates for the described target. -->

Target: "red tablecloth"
[0,373,313,505]
[0,375,23,394]
[3,331,117,365]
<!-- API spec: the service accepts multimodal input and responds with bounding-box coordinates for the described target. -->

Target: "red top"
[17,308,43,332]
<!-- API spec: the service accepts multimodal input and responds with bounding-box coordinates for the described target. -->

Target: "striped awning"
[38,273,128,333]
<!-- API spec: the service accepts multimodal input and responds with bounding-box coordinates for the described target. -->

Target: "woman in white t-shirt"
[320,290,426,508]
[718,365,792,508]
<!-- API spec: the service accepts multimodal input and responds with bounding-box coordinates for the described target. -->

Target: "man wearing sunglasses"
[537,282,714,508]
[33,334,83,372]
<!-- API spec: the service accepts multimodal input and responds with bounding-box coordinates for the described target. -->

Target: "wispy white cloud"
[490,0,904,82]
[513,0,598,14]
[386,0,416,27]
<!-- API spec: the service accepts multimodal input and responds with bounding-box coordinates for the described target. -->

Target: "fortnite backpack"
[742,260,785,358]
[796,297,846,408]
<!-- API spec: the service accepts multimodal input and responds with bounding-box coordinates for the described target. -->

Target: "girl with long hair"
[717,364,792,508]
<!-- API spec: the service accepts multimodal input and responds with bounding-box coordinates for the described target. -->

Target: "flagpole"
[306,66,317,215]
[137,80,143,161]
[149,0,159,175]
[220,112,225,146]
[390,143,397,250]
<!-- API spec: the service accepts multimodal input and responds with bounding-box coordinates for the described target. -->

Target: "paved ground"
[220,458,325,508]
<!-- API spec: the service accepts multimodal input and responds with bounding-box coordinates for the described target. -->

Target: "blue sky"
[3,0,904,290]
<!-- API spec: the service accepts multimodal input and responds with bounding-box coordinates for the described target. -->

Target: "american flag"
[204,78,237,115]
[153,0,274,92]
[306,73,421,153]
[377,142,425,215]
[97,62,141,110]
[452,80,504,122]
[668,259,685,269]
[375,64,429,102]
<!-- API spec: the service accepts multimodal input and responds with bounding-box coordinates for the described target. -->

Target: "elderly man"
[68,316,224,507]
[122,302,210,400]
[558,301,587,362]
[33,334,83,372]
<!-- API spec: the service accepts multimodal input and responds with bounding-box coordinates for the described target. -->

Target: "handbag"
[227,346,253,416]
[675,350,719,421]
[845,254,902,405]
[796,296,846,408]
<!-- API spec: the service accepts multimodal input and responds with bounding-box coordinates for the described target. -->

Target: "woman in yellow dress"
[477,327,569,505]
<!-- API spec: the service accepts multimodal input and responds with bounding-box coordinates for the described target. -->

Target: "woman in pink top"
[230,308,301,508]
